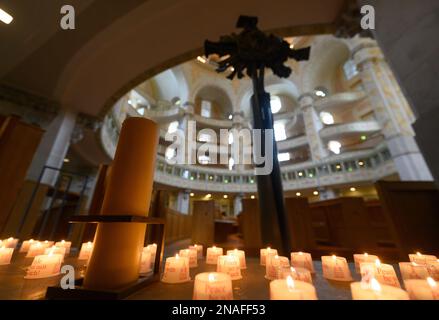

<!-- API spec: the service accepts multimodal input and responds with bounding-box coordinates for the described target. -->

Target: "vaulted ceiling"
[0,0,350,118]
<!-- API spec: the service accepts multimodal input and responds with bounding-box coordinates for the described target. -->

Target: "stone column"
[26,110,77,185]
[352,39,433,181]
[299,94,329,162]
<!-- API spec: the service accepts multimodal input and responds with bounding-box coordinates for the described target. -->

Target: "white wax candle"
[193,272,233,300]
[409,252,437,265]
[277,266,313,283]
[44,246,66,262]
[146,243,157,267]
[353,253,378,274]
[2,237,19,249]
[399,262,430,280]
[26,242,46,258]
[78,242,94,261]
[360,259,400,288]
[161,254,191,284]
[189,244,203,259]
[227,249,246,269]
[260,247,278,266]
[217,255,242,280]
[404,277,439,300]
[0,247,14,266]
[19,239,36,253]
[265,255,290,280]
[25,252,63,279]
[179,248,198,268]
[291,252,315,273]
[55,240,71,254]
[206,246,223,265]
[351,278,409,300]
[41,240,54,248]
[427,260,439,280]
[270,276,317,300]
[322,255,353,281]
[139,247,152,274]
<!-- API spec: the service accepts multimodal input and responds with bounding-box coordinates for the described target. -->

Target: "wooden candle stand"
[45,215,165,300]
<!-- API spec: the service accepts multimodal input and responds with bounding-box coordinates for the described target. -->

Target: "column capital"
[298,93,315,109]
[351,39,384,68]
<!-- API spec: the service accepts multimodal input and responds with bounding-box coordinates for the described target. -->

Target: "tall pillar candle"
[84,118,159,290]
[139,247,152,274]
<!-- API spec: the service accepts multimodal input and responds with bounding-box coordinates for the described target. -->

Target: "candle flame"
[370,278,382,292]
[267,247,271,251]
[290,267,296,274]
[275,255,279,259]
[412,262,418,267]
[375,259,381,268]
[427,277,437,288]
[299,251,303,255]
[30,239,34,243]
[208,273,216,282]
[332,255,337,260]
[286,276,295,290]
[194,244,197,247]
[213,245,216,249]
[364,252,368,257]
[176,254,179,259]
[234,249,238,252]
[8,237,13,241]
[417,252,422,256]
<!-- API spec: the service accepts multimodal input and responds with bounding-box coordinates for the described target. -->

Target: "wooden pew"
[375,181,439,259]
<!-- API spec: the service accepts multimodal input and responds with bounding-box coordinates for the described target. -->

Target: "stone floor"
[0,240,406,300]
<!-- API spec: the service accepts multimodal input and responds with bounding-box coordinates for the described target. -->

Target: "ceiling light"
[320,112,335,125]
[315,90,326,97]
[223,195,228,199]
[228,114,233,120]
[63,158,70,163]
[278,153,290,162]
[165,147,176,160]
[251,195,255,199]
[206,194,212,198]
[358,161,364,166]
[328,141,342,155]
[296,192,301,197]
[270,96,282,114]
[0,8,13,25]
[350,187,356,192]
[228,157,234,171]
[313,191,319,196]
[190,193,195,197]
[127,99,133,105]
[298,172,303,177]
[168,121,179,134]
[361,135,367,141]
[289,43,295,49]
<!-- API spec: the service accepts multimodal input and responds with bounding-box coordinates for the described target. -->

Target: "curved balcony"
[319,120,381,140]
[192,114,233,129]
[314,91,367,113]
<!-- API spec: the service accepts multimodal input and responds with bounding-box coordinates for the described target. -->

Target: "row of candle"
[160,245,438,300]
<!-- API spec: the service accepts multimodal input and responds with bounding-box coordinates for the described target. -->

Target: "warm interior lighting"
[175,254,179,259]
[313,191,319,196]
[417,252,422,256]
[328,140,342,155]
[63,158,70,163]
[278,152,290,162]
[370,278,382,292]
[208,273,216,282]
[320,112,334,125]
[296,192,301,197]
[315,90,326,97]
[332,255,337,260]
[350,187,356,192]
[251,195,255,199]
[286,276,295,291]
[197,56,207,63]
[358,161,364,166]
[190,193,194,197]
[427,277,437,288]
[206,194,212,199]
[375,259,381,268]
[299,252,303,255]
[298,172,303,177]
[228,114,233,120]
[168,121,179,134]
[0,8,13,25]
[364,252,368,257]
[223,195,228,199]
[360,135,367,141]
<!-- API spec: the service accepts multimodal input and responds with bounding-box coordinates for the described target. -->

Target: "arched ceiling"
[0,0,350,118]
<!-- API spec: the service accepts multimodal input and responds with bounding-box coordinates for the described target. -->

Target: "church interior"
[0,0,438,301]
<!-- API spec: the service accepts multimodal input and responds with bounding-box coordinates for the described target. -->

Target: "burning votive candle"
[0,246,14,266]
[2,237,19,249]
[360,259,400,288]
[24,250,63,279]
[139,247,152,274]
[44,246,66,261]
[351,278,409,300]
[353,253,378,274]
[270,276,317,300]
[78,242,94,261]
[179,248,198,268]
[266,255,290,280]
[227,249,246,269]
[260,247,278,266]
[146,243,157,267]
[26,242,46,258]
[41,240,54,248]
[217,255,242,280]
[189,244,203,259]
[277,266,313,284]
[291,252,315,273]
[206,246,223,265]
[161,254,191,284]
[409,252,437,265]
[55,240,71,254]
[399,262,430,280]
[404,277,439,300]
[193,272,233,300]
[322,255,353,282]
[19,239,35,253]
[427,260,439,280]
